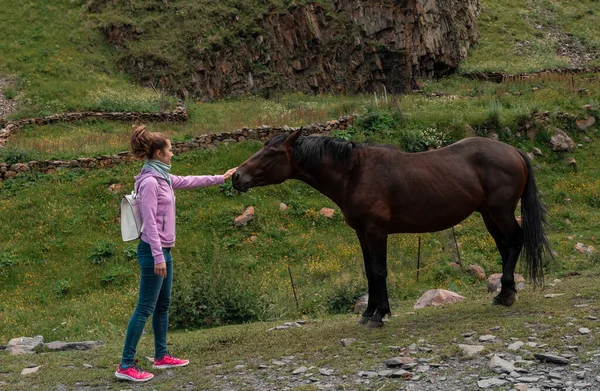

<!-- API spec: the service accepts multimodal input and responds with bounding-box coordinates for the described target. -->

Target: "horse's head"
[232,129,302,192]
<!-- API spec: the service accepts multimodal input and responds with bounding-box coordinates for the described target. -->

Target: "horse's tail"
[518,150,553,287]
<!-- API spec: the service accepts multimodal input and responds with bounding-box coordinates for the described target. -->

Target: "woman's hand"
[223,167,237,181]
[155,262,167,278]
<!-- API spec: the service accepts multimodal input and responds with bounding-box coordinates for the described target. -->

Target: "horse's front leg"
[364,229,390,328]
[356,230,377,325]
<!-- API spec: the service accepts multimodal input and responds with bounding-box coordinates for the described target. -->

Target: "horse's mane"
[268,133,397,168]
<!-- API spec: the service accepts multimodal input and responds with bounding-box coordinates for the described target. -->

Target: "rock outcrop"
[93,0,480,99]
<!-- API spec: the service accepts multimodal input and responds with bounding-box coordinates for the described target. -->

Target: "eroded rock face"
[98,0,480,99]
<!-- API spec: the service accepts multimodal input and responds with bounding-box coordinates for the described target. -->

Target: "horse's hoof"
[366,320,384,329]
[357,316,370,325]
[492,294,516,307]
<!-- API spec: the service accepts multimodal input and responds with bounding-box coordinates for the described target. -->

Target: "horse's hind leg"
[482,209,523,307]
[356,230,377,325]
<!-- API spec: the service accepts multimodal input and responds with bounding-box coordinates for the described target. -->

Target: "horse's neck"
[291,160,350,207]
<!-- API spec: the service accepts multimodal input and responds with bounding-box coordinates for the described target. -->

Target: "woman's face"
[155,139,173,165]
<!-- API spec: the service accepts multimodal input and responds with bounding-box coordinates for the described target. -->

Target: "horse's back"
[346,137,527,233]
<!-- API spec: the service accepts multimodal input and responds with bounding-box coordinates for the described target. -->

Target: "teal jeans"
[120,240,173,368]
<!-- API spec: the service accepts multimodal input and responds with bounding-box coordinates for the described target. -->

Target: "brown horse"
[232,130,552,328]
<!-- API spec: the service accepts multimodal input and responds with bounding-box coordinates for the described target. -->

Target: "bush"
[52,279,72,296]
[0,251,16,268]
[170,268,262,329]
[398,126,453,152]
[326,277,366,314]
[88,240,116,264]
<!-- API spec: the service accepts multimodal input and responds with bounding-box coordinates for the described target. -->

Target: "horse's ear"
[283,128,302,148]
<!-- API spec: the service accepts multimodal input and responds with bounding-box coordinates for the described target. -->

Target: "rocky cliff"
[94,0,480,99]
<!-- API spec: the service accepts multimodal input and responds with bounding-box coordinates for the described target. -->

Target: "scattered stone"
[458,344,485,358]
[390,369,411,379]
[292,366,308,375]
[7,336,44,355]
[479,335,496,342]
[578,328,591,335]
[319,368,334,376]
[384,356,415,368]
[490,355,516,373]
[545,293,566,298]
[234,206,255,226]
[516,376,541,383]
[279,202,288,211]
[466,264,486,279]
[340,338,356,347]
[21,365,41,375]
[534,353,569,365]
[576,116,596,130]
[549,128,575,152]
[358,371,378,378]
[82,364,94,369]
[413,289,465,309]
[574,242,595,255]
[508,341,524,351]
[353,295,368,314]
[44,341,105,351]
[319,208,334,218]
[108,183,123,193]
[477,378,509,389]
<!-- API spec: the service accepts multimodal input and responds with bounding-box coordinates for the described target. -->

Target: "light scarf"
[144,159,172,187]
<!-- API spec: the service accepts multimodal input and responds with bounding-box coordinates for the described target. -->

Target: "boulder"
[549,128,574,152]
[7,336,44,355]
[414,289,465,309]
[234,206,255,226]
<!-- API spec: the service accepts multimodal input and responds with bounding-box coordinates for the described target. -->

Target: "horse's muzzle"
[232,172,249,192]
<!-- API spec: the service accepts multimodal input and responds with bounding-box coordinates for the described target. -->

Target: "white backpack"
[120,190,144,242]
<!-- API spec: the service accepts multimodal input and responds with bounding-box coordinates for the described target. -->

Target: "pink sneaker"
[153,353,190,369]
[115,360,154,382]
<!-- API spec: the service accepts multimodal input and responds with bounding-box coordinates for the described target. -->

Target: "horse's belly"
[387,200,479,234]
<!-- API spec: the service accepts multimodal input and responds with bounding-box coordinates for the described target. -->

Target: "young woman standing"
[115,125,236,382]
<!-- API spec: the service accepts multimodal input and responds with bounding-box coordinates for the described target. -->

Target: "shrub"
[0,251,16,268]
[327,278,366,314]
[123,246,137,260]
[52,279,72,296]
[170,267,262,329]
[88,240,116,264]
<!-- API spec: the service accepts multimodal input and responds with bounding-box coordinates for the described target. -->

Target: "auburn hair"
[130,125,169,160]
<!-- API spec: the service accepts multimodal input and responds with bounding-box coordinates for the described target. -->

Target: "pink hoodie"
[135,167,224,264]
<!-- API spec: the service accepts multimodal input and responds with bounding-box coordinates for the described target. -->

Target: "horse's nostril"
[233,172,240,182]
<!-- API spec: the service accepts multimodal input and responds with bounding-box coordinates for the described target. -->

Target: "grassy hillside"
[1,0,599,120]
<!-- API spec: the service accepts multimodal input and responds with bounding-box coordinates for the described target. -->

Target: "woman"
[116,125,237,382]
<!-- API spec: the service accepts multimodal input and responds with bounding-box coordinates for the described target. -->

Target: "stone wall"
[0,102,187,147]
[0,115,356,182]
